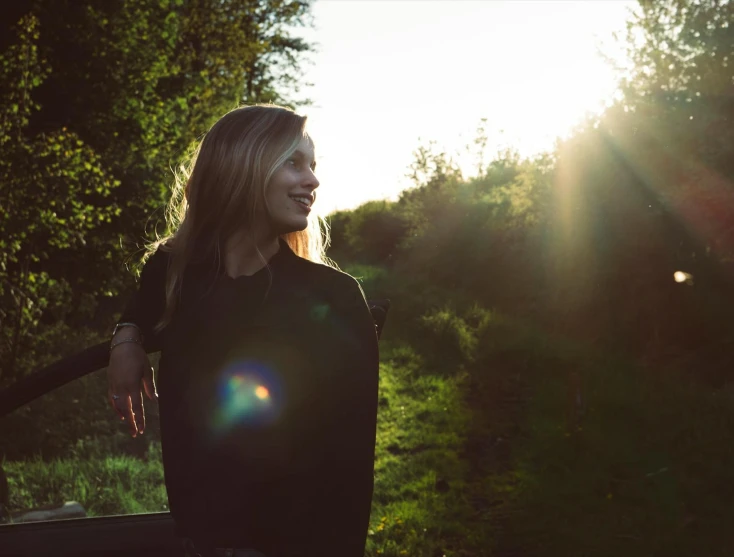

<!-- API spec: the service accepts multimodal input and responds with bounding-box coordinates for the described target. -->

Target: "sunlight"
[300,0,636,213]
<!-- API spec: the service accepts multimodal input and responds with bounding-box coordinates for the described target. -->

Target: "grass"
[6,314,734,557]
[365,342,480,557]
[504,349,734,557]
[4,443,167,518]
[3,341,487,556]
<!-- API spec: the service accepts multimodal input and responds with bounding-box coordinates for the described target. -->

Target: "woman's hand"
[107,336,157,437]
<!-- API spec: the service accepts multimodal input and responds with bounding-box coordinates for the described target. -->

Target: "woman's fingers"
[122,395,136,437]
[108,387,144,437]
[106,353,151,437]
[142,366,158,402]
[108,389,126,421]
[129,388,145,436]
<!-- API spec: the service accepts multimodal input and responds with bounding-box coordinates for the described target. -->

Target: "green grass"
[365,343,481,557]
[7,317,734,557]
[503,350,734,557]
[3,342,486,556]
[4,443,167,518]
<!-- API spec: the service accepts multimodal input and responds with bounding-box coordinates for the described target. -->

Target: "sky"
[296,0,638,214]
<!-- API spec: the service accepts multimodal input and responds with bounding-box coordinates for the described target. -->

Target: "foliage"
[0,366,161,462]
[0,0,316,382]
[506,352,734,557]
[0,15,120,382]
[621,0,733,101]
[618,0,734,258]
[20,0,315,241]
[5,443,166,517]
[418,305,492,371]
[398,142,464,245]
[5,0,734,555]
[329,201,409,266]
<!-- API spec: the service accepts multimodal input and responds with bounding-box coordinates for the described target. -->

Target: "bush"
[418,305,492,372]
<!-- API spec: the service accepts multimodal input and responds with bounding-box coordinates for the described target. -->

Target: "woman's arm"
[117,248,169,346]
[108,248,169,436]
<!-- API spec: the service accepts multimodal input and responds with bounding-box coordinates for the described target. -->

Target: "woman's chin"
[277,217,309,235]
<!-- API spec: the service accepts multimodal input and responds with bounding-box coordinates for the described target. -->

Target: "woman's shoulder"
[144,240,195,270]
[291,258,367,307]
[291,256,359,287]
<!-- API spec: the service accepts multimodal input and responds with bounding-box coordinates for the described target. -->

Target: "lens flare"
[210,359,284,435]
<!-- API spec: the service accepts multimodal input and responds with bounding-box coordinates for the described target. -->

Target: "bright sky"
[297,0,637,214]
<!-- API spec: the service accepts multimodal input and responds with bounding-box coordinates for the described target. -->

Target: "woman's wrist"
[110,337,146,358]
[111,322,144,342]
[110,337,143,352]
[110,323,144,353]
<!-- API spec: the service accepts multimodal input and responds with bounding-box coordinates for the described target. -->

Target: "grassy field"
[5,320,734,557]
[502,349,734,557]
[3,342,485,556]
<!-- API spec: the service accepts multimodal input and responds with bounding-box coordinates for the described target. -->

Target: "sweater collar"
[210,236,300,279]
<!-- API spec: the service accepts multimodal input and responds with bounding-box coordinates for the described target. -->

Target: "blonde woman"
[106,105,380,557]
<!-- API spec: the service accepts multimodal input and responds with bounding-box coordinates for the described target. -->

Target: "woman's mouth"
[289,195,313,212]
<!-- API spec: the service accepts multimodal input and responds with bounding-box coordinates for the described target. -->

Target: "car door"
[0,338,182,557]
[0,300,389,557]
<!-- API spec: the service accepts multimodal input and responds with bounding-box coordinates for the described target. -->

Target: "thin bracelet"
[110,337,144,352]
[111,322,144,342]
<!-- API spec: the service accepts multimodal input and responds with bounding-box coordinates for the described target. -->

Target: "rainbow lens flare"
[210,359,285,435]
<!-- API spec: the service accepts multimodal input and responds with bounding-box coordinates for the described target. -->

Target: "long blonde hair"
[143,104,335,331]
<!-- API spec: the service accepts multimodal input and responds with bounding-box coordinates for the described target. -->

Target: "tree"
[336,201,408,265]
[0,15,119,382]
[0,0,316,382]
[621,0,733,102]
[21,0,315,244]
[618,0,734,260]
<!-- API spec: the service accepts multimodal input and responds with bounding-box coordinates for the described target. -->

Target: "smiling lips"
[290,195,313,211]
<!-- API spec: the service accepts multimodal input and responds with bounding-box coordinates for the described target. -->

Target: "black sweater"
[119,238,379,557]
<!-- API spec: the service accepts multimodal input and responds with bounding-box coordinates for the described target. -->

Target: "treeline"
[0,0,315,384]
[2,0,734,396]
[2,2,734,549]
[330,0,734,384]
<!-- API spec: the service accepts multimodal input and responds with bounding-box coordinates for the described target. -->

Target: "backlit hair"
[143,104,335,331]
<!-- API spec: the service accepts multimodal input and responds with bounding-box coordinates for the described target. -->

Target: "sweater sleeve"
[118,248,169,347]
[316,274,380,557]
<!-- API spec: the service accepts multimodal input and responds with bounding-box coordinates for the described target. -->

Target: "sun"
[302,0,635,212]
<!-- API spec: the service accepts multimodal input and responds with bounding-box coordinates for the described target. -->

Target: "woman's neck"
[223,231,280,278]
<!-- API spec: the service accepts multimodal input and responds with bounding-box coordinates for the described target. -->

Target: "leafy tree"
[398,142,464,245]
[0,0,316,382]
[336,200,408,265]
[0,15,118,382]
[621,0,733,101]
[22,0,315,243]
[618,0,734,260]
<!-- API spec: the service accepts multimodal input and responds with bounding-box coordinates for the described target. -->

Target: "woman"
[106,105,380,557]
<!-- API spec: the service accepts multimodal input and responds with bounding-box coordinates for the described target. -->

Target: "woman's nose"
[306,169,320,190]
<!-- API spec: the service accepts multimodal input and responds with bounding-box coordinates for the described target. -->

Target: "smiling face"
[261,136,320,237]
